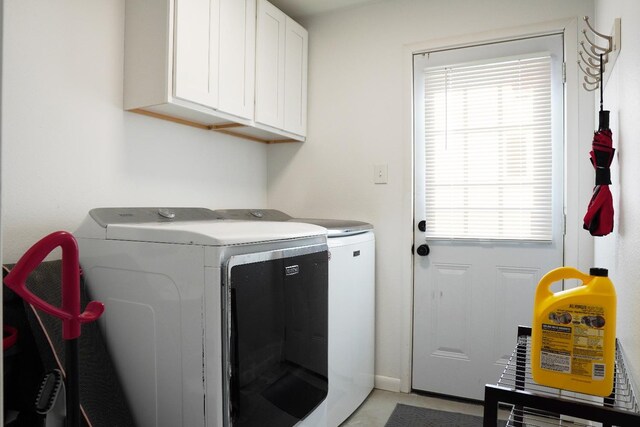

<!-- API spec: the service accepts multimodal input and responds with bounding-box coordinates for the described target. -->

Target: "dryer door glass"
[225,248,328,427]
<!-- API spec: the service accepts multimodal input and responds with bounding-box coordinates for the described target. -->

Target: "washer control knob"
[250,211,264,218]
[158,208,176,220]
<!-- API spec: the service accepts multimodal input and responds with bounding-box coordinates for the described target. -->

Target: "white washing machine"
[213,210,375,427]
[74,207,331,427]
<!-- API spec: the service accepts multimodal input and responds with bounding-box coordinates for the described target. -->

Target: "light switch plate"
[374,164,388,184]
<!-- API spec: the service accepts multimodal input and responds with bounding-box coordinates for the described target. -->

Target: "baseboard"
[374,375,401,392]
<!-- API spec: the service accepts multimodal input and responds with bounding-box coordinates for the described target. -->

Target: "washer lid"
[80,208,326,245]
[106,221,327,245]
[212,209,292,221]
[211,208,373,237]
[89,207,223,227]
[291,218,373,237]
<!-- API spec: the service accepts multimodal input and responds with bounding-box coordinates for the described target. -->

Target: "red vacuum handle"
[3,231,104,340]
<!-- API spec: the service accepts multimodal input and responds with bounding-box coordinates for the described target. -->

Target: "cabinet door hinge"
[562,62,566,84]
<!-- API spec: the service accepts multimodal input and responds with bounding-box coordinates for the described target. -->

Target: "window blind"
[423,54,553,241]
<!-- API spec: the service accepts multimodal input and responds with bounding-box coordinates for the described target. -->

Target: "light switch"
[374,164,388,184]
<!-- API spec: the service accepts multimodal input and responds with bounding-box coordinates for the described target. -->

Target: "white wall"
[594,0,640,391]
[0,0,4,417]
[268,0,595,392]
[1,1,267,263]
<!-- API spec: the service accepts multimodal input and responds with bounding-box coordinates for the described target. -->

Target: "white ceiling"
[269,0,378,19]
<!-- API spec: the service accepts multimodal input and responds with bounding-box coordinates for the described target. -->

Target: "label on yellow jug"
[540,303,606,381]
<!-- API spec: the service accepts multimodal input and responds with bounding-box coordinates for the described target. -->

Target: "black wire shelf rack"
[484,326,640,427]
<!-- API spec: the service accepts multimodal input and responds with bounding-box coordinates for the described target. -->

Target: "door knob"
[418,220,426,232]
[417,244,430,257]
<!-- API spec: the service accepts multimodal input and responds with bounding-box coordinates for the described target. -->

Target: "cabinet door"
[174,0,219,109]
[219,0,255,119]
[255,0,286,129]
[284,17,308,136]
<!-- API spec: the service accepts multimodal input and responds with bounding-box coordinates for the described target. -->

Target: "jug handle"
[535,267,591,302]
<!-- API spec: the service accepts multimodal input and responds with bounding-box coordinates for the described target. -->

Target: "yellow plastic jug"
[531,267,616,396]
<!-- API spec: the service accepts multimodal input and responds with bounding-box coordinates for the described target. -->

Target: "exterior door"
[412,34,565,400]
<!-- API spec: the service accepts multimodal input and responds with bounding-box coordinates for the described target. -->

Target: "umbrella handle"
[3,231,104,340]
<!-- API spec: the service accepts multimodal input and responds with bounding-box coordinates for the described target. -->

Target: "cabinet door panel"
[284,17,308,136]
[255,0,286,128]
[174,0,219,108]
[219,0,255,120]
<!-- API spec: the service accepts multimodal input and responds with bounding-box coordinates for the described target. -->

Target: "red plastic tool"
[4,231,104,427]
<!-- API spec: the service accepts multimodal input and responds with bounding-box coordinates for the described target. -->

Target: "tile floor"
[340,389,487,426]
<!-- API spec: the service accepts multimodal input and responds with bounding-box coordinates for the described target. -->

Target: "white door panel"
[492,267,539,363]
[284,17,308,135]
[412,34,565,400]
[255,0,286,128]
[219,0,255,119]
[174,0,219,108]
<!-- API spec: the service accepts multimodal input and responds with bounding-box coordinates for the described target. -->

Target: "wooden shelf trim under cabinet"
[130,109,299,144]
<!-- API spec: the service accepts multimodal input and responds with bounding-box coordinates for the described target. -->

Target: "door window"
[422,54,554,241]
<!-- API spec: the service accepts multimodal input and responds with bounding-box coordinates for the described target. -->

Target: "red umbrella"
[583,110,615,236]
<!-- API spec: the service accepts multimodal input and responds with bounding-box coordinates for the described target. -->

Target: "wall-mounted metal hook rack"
[579,41,608,66]
[578,16,621,91]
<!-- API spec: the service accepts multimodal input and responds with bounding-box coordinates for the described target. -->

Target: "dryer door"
[223,244,328,427]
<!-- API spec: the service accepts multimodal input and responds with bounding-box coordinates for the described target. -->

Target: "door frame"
[398,17,595,393]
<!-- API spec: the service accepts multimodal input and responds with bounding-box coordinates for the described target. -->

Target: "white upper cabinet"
[283,17,308,136]
[125,0,255,122]
[255,1,286,130]
[124,0,306,143]
[255,0,308,137]
[174,0,220,109]
[218,0,256,119]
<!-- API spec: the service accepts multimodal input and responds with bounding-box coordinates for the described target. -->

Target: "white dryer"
[295,219,374,427]
[213,210,375,427]
[74,208,330,427]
